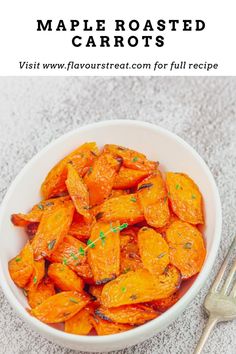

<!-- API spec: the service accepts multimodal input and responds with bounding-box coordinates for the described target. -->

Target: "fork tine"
[221,259,236,295]
[230,280,236,297]
[210,236,236,293]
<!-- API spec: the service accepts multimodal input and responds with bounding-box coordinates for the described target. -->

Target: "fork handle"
[194,315,219,354]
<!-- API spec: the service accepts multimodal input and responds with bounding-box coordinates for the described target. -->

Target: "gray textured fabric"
[0,77,235,354]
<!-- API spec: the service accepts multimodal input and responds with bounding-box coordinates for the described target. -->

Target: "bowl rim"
[0,119,222,345]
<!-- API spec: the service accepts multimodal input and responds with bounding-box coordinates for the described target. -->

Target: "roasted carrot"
[11,196,70,227]
[166,172,204,224]
[8,242,34,288]
[31,201,74,260]
[149,291,181,312]
[166,220,206,278]
[137,172,170,228]
[27,277,55,308]
[25,259,45,291]
[93,194,144,225]
[41,142,99,199]
[101,265,181,307]
[87,221,120,284]
[66,164,91,220]
[84,152,122,206]
[65,306,94,335]
[31,291,90,323]
[138,227,169,275]
[113,167,151,189]
[68,213,93,241]
[95,304,158,325]
[104,144,158,171]
[48,263,84,292]
[90,315,133,335]
[49,235,93,280]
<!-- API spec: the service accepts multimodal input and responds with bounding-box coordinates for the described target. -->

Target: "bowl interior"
[0,120,221,350]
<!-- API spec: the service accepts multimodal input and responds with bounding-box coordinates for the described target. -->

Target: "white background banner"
[0,0,235,76]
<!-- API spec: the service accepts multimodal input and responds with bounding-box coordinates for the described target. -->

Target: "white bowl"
[0,120,222,352]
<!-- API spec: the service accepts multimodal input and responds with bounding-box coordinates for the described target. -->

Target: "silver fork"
[194,236,236,354]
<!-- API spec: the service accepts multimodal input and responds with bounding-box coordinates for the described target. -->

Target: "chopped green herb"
[191,194,196,199]
[87,239,96,249]
[168,192,171,197]
[163,196,168,203]
[37,203,44,210]
[130,197,137,202]
[47,239,56,250]
[99,231,106,246]
[33,276,37,284]
[132,156,139,162]
[157,252,166,259]
[121,287,127,293]
[119,223,128,231]
[183,242,192,249]
[15,257,21,262]
[78,247,85,256]
[175,184,181,190]
[62,258,68,265]
[69,298,79,304]
[70,253,78,260]
[87,167,93,175]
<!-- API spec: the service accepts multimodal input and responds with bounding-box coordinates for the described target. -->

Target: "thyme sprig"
[63,222,128,266]
[84,222,128,253]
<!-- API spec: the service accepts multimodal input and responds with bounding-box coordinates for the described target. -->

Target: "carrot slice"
[113,167,151,189]
[104,144,158,171]
[89,284,104,304]
[49,235,93,280]
[149,291,181,312]
[31,201,74,260]
[65,306,94,335]
[25,259,45,291]
[27,277,55,308]
[90,315,133,335]
[68,213,93,241]
[93,194,144,225]
[138,227,169,275]
[137,172,170,228]
[66,164,90,220]
[101,265,181,307]
[120,233,143,274]
[26,222,39,240]
[31,291,90,323]
[109,189,129,198]
[166,172,204,224]
[48,263,84,292]
[95,304,158,325]
[87,221,120,284]
[84,152,122,206]
[155,209,179,234]
[166,220,206,278]
[11,196,70,227]
[8,242,34,288]
[41,142,99,199]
